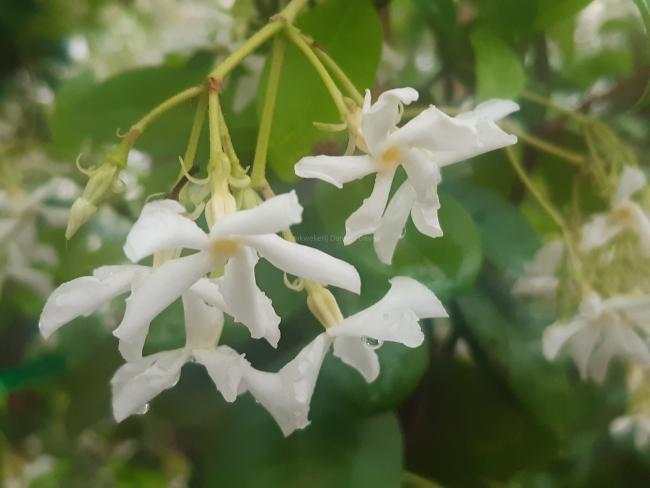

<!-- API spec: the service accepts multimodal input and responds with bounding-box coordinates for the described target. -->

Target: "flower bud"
[237,187,261,210]
[307,284,343,328]
[205,186,237,229]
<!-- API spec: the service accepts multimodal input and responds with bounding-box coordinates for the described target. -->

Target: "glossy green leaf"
[262,0,382,181]
[470,28,526,101]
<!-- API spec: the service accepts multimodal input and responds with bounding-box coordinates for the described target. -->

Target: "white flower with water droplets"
[581,165,650,254]
[243,277,447,436]
[543,292,650,383]
[113,191,360,359]
[295,88,518,264]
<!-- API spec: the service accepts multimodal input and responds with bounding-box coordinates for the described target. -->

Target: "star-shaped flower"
[243,277,447,436]
[543,291,650,383]
[295,88,518,264]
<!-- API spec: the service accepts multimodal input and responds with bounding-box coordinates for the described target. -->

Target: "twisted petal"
[216,247,280,346]
[294,155,376,188]
[124,199,209,263]
[388,105,517,166]
[568,326,601,380]
[193,346,249,402]
[39,265,148,339]
[243,234,361,294]
[189,278,227,310]
[114,251,215,361]
[328,276,446,347]
[456,99,520,123]
[612,165,646,206]
[209,191,303,240]
[111,349,188,422]
[344,168,396,245]
[244,333,331,436]
[332,336,380,383]
[362,87,419,155]
[512,240,564,296]
[402,148,441,204]
[373,182,416,265]
[411,198,443,239]
[183,291,224,350]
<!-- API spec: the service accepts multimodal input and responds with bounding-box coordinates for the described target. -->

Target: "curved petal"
[580,213,622,252]
[373,182,416,265]
[362,87,419,155]
[193,345,249,402]
[294,155,376,188]
[568,325,601,380]
[124,199,209,263]
[215,247,280,347]
[209,191,303,240]
[332,336,380,382]
[243,234,361,294]
[344,168,395,245]
[111,349,188,422]
[39,265,148,339]
[388,105,517,166]
[456,99,520,123]
[401,148,441,204]
[243,333,331,436]
[189,278,227,310]
[183,291,224,350]
[613,165,646,206]
[410,199,443,239]
[113,251,215,361]
[542,318,588,361]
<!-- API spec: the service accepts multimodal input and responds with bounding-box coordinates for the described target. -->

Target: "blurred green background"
[1,0,650,486]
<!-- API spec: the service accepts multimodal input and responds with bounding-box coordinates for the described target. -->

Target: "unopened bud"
[238,187,261,210]
[65,198,97,239]
[307,285,343,328]
[205,188,236,229]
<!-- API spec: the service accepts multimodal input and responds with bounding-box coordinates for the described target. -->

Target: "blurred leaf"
[203,397,402,487]
[534,0,592,31]
[412,0,457,37]
[263,0,382,181]
[50,55,212,159]
[470,28,525,100]
[0,352,66,393]
[633,0,650,33]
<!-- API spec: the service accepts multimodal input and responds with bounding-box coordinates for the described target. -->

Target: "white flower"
[111,290,248,421]
[243,277,447,436]
[610,415,650,449]
[581,165,650,253]
[113,192,360,359]
[295,88,518,264]
[543,292,650,383]
[512,239,564,296]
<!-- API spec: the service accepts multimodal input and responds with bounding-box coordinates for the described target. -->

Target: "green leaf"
[534,0,593,31]
[263,0,383,181]
[203,398,403,487]
[470,28,526,101]
[50,55,213,159]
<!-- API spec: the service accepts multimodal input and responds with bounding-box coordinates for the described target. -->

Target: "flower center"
[611,204,635,224]
[211,239,241,257]
[379,146,401,170]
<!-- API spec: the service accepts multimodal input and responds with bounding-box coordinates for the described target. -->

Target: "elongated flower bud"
[307,284,343,328]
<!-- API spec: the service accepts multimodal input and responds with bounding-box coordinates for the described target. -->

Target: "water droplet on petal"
[137,403,150,415]
[362,337,384,350]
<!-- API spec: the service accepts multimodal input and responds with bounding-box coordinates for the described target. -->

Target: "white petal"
[586,326,619,383]
[456,99,520,123]
[193,345,249,402]
[373,182,416,265]
[243,333,331,436]
[411,197,442,239]
[189,278,227,310]
[216,247,280,347]
[294,155,376,188]
[209,191,303,240]
[8,266,53,297]
[243,234,361,294]
[362,87,419,155]
[580,213,622,252]
[402,148,441,204]
[568,326,601,380]
[388,105,517,166]
[111,349,188,422]
[39,265,148,338]
[332,336,380,382]
[344,169,395,245]
[612,165,646,206]
[114,251,215,361]
[610,323,650,365]
[124,199,209,263]
[183,291,224,350]
[328,277,445,347]
[542,318,588,361]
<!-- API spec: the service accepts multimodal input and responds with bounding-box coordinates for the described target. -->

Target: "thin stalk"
[180,92,208,176]
[285,25,348,120]
[521,90,590,124]
[502,122,586,166]
[313,45,364,106]
[251,36,286,188]
[208,91,225,166]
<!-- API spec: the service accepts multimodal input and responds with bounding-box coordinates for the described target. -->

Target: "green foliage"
[262,0,382,180]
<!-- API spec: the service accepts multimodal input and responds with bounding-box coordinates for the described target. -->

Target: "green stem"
[179,92,207,177]
[209,0,308,81]
[502,122,586,166]
[521,90,591,124]
[285,25,349,121]
[208,91,225,167]
[313,45,364,106]
[251,36,286,188]
[505,146,589,295]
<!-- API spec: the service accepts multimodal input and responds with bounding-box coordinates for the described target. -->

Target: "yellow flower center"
[211,239,241,257]
[379,146,401,171]
[611,205,635,224]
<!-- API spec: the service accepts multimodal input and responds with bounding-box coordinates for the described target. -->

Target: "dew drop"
[137,403,150,415]
[362,337,384,350]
